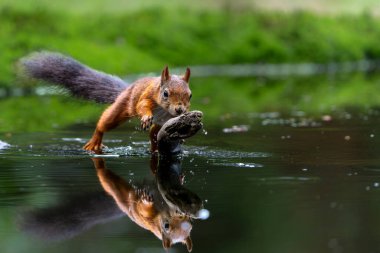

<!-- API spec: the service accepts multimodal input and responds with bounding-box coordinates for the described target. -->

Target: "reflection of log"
[156,157,203,218]
[157,111,203,155]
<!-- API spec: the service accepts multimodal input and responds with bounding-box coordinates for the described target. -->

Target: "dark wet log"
[157,110,203,155]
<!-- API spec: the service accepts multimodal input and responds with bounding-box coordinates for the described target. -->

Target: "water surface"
[1,111,380,253]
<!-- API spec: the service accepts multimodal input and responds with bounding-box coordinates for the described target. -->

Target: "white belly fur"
[153,107,174,126]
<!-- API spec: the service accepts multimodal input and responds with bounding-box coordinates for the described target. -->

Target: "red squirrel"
[21,52,192,153]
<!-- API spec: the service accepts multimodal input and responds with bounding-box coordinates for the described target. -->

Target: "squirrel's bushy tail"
[18,192,124,241]
[20,51,127,103]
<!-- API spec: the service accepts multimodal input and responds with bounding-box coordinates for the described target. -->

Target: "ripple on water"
[98,146,150,157]
[250,176,320,184]
[6,135,270,160]
[60,138,87,143]
[187,146,270,159]
[8,141,151,158]
[213,162,264,168]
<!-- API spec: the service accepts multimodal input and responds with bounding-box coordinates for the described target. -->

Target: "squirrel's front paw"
[141,115,153,131]
[83,140,106,154]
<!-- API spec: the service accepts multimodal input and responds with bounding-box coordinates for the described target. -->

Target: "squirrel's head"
[161,216,193,252]
[159,66,192,116]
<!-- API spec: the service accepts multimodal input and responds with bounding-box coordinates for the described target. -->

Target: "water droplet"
[374,182,379,187]
[370,134,375,138]
[302,168,308,172]
[344,135,351,141]
[202,129,208,135]
[196,209,210,220]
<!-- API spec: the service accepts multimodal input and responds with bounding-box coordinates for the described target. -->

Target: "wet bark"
[157,110,203,155]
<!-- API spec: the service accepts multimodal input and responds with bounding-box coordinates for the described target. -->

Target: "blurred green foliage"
[2,6,380,87]
[2,3,380,132]
[0,96,104,132]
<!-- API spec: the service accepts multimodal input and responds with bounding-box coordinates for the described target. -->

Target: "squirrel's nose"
[175,107,183,115]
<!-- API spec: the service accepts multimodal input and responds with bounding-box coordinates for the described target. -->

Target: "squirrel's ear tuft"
[161,66,171,83]
[183,67,191,83]
[162,235,172,250]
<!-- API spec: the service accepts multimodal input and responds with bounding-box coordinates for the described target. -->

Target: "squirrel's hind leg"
[84,98,132,153]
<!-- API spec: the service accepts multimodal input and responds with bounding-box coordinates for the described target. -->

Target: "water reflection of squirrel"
[19,111,208,252]
[94,154,206,251]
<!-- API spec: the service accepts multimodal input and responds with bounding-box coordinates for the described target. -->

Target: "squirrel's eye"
[164,222,170,231]
[163,90,169,99]
[189,93,192,100]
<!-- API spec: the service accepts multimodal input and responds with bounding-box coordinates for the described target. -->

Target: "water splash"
[0,140,10,150]
[101,146,150,157]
